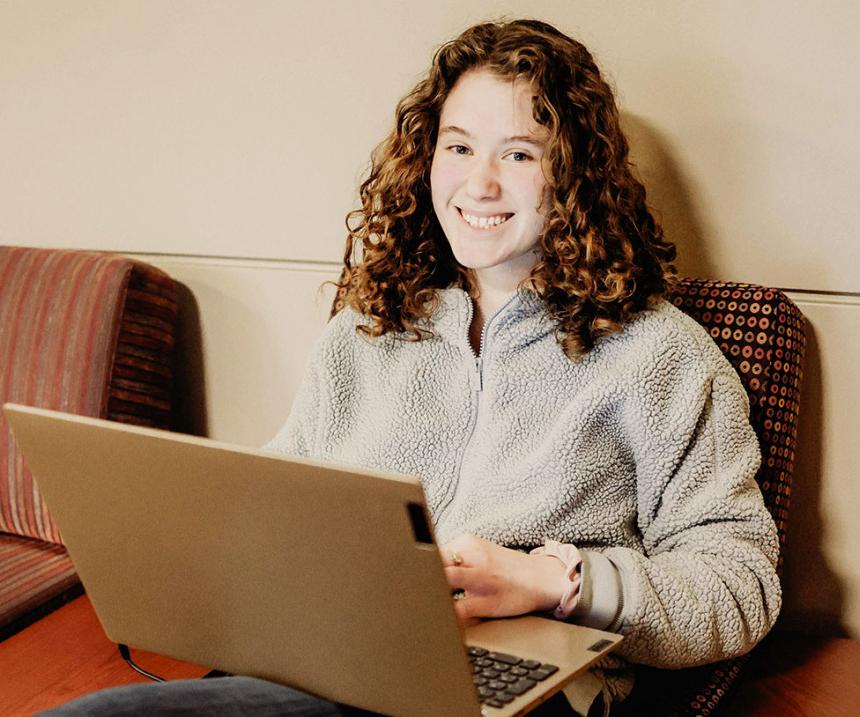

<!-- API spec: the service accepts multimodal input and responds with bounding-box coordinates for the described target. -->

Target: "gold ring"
[450,550,463,566]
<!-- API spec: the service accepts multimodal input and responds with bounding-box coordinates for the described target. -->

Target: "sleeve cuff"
[571,550,624,631]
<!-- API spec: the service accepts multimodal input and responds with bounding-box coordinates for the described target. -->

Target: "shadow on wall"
[622,112,717,281]
[623,115,846,634]
[781,321,846,636]
[171,282,208,437]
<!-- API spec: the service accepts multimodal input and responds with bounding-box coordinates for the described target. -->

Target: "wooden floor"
[0,596,208,715]
[725,629,860,717]
[2,596,859,716]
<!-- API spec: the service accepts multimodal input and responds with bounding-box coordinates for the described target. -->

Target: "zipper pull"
[470,356,483,392]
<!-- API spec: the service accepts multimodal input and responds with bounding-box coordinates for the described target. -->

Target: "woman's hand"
[440,533,567,620]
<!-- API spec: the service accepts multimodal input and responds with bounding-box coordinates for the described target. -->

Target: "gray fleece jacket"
[267,287,781,672]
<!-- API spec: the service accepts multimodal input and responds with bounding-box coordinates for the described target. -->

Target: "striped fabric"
[0,246,178,543]
[0,246,178,640]
[0,532,81,641]
[106,260,178,428]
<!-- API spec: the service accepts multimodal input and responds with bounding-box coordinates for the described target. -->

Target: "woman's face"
[430,69,549,291]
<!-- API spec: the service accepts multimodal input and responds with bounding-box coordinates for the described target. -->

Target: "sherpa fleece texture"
[267,287,781,669]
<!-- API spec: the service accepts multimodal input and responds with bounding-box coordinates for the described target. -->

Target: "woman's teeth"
[461,210,511,229]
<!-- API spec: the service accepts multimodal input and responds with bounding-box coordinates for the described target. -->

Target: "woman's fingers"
[441,548,466,567]
[443,565,469,588]
[441,533,562,618]
[451,590,491,620]
[442,534,547,619]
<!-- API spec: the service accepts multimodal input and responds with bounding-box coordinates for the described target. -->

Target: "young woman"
[48,18,780,717]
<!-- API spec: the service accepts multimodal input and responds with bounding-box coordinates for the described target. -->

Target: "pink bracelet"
[530,539,583,620]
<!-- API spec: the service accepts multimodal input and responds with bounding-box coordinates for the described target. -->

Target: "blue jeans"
[40,675,583,716]
[40,677,372,716]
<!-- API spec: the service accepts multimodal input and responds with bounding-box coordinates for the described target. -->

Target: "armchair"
[0,246,179,640]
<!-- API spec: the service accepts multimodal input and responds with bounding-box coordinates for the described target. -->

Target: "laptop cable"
[118,644,230,681]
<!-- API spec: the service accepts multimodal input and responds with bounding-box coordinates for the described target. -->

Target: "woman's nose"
[466,160,501,201]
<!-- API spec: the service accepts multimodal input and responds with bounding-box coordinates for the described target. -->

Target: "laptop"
[4,403,622,716]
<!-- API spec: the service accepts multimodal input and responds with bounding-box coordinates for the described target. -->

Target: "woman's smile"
[457,207,515,230]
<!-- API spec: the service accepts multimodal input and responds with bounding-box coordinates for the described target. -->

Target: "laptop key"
[503,678,537,696]
[528,665,559,681]
[487,651,522,665]
[470,647,554,705]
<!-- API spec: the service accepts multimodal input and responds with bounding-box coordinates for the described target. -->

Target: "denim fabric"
[39,675,584,716]
[39,676,373,717]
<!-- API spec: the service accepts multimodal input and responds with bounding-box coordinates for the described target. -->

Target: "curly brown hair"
[335,18,676,356]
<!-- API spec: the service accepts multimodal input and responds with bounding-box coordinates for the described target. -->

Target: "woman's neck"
[467,275,523,355]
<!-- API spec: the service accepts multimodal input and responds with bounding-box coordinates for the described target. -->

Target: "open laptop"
[4,403,622,716]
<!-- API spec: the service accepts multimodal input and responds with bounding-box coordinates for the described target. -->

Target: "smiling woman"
[338,19,676,358]
[430,70,549,335]
[46,18,781,717]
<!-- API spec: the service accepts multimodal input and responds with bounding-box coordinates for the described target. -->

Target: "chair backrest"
[667,278,806,575]
[0,247,178,545]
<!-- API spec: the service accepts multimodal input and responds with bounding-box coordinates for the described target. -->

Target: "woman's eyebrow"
[438,125,545,147]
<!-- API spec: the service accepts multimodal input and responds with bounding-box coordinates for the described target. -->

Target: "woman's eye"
[450,145,470,155]
[508,151,532,162]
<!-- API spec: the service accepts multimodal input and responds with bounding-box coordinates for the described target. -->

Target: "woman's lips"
[457,207,514,230]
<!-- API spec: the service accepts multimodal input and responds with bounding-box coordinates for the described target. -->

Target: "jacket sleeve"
[263,353,322,457]
[598,363,782,668]
[262,309,356,457]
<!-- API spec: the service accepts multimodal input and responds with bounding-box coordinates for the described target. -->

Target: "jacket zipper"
[436,292,520,525]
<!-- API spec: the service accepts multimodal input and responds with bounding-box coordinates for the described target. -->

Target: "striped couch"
[0,246,178,640]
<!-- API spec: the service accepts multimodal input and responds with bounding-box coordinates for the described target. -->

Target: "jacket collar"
[431,287,556,355]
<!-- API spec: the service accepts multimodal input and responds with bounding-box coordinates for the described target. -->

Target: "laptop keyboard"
[467,646,559,709]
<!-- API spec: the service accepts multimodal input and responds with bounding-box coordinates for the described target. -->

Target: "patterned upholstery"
[0,533,82,641]
[619,278,806,716]
[0,246,178,638]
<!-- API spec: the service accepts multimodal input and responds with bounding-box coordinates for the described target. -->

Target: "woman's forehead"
[439,69,545,140]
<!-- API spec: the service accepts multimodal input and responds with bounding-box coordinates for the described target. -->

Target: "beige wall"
[2,2,858,637]
[2,1,858,292]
